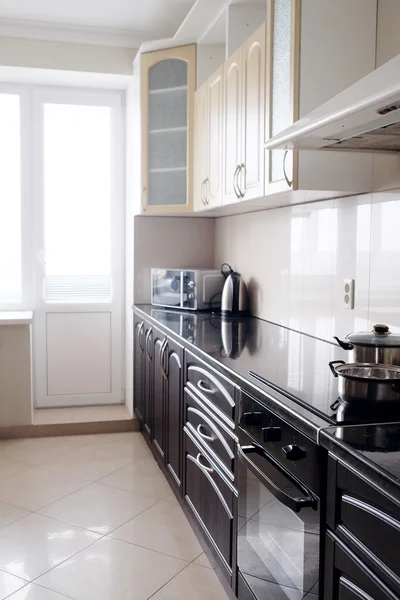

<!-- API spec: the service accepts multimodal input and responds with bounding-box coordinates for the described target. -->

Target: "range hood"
[265,54,400,153]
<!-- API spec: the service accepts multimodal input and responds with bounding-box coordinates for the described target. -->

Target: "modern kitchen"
[0,0,400,599]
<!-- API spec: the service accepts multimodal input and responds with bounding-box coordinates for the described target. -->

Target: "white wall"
[134,216,216,303]
[215,191,400,342]
[0,325,32,426]
[0,36,137,74]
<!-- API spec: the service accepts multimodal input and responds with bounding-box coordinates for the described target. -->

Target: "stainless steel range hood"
[265,54,400,153]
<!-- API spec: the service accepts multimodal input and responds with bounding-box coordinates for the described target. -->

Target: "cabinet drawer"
[184,426,236,571]
[328,458,400,590]
[184,386,235,480]
[325,532,398,600]
[186,351,235,425]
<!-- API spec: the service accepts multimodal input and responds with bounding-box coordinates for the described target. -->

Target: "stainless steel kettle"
[221,266,248,317]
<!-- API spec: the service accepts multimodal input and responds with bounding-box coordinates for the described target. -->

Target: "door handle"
[196,424,215,443]
[160,338,168,380]
[237,443,317,513]
[204,178,209,205]
[233,165,241,199]
[196,453,214,473]
[200,179,206,205]
[145,327,152,360]
[283,150,293,187]
[141,186,146,212]
[197,380,215,395]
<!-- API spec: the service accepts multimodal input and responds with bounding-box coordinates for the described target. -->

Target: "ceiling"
[0,0,197,47]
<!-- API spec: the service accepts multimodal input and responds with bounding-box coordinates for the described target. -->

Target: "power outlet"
[344,279,355,309]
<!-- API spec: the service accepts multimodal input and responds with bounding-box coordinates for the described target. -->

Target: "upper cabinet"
[140,45,196,215]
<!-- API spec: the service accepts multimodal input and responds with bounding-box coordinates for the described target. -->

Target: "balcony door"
[33,89,124,408]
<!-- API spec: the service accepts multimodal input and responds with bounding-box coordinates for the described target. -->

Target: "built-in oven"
[237,391,322,600]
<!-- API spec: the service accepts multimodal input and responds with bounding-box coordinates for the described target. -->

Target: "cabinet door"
[165,338,184,491]
[206,66,223,209]
[143,323,153,440]
[265,0,300,195]
[222,48,242,206]
[193,83,209,211]
[140,44,196,215]
[241,24,266,201]
[133,317,145,422]
[152,329,167,462]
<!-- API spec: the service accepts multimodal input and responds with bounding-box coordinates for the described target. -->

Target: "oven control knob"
[188,280,195,289]
[243,412,262,427]
[262,426,282,443]
[282,444,307,461]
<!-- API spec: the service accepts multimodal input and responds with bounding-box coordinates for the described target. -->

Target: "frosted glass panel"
[0,94,21,304]
[149,88,187,130]
[148,170,187,206]
[271,0,292,138]
[149,130,187,170]
[149,59,187,90]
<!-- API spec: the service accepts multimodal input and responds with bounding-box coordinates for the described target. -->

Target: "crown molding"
[0,17,150,48]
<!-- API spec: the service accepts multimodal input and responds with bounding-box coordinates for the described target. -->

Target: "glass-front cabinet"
[140,44,196,214]
[264,0,300,196]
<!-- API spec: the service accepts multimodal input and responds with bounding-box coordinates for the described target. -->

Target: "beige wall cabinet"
[140,44,196,215]
[194,67,224,211]
[222,25,266,206]
[264,0,377,201]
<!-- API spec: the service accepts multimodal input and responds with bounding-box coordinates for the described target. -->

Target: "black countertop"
[134,304,350,441]
[321,423,400,503]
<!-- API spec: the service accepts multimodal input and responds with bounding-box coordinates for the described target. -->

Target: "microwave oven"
[151,268,224,311]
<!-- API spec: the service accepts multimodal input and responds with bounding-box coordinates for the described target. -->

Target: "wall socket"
[344,279,355,309]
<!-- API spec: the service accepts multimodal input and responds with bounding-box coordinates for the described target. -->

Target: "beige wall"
[215,191,400,342]
[0,36,137,74]
[134,216,216,303]
[0,325,32,426]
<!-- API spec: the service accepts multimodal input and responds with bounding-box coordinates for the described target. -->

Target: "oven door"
[151,269,196,309]
[237,428,320,600]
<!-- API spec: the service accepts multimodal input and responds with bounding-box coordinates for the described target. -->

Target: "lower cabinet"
[184,426,235,583]
[152,327,167,462]
[165,337,184,490]
[133,315,145,422]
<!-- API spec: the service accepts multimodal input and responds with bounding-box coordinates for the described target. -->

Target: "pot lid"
[346,324,400,347]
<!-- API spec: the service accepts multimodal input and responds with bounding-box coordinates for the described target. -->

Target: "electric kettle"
[221,265,248,317]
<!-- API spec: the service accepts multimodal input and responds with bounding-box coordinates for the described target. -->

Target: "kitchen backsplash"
[215,191,400,341]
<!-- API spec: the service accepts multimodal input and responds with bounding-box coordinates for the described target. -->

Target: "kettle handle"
[333,336,354,351]
[329,360,346,377]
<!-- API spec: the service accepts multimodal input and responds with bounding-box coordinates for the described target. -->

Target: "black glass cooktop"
[136,306,400,426]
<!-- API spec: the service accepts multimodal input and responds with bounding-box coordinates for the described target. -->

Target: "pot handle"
[329,360,346,377]
[333,336,354,351]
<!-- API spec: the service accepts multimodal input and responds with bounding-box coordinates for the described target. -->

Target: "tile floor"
[0,432,230,600]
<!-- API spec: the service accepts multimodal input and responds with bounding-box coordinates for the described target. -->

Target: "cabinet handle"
[196,453,214,473]
[237,163,245,198]
[197,379,215,395]
[138,322,145,351]
[141,186,146,212]
[196,424,215,443]
[233,165,241,199]
[160,338,168,380]
[204,178,209,205]
[283,150,293,187]
[145,327,152,359]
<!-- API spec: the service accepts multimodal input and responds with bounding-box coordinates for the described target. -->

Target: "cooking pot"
[334,324,400,365]
[329,360,400,403]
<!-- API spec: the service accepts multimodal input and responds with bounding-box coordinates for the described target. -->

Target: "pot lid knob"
[373,324,390,335]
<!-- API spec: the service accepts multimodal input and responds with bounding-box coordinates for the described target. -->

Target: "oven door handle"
[237,443,317,513]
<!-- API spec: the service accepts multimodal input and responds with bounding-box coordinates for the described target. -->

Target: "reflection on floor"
[0,432,230,600]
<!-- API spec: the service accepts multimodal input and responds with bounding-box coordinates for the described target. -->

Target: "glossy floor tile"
[110,499,203,560]
[39,483,158,534]
[0,432,230,600]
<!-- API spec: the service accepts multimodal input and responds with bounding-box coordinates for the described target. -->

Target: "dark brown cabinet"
[165,337,184,490]
[133,315,145,422]
[152,327,167,462]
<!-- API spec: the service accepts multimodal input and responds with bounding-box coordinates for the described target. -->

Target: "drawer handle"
[196,424,215,443]
[197,380,215,395]
[196,453,214,473]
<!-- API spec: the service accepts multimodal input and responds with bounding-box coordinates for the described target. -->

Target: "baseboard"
[0,418,139,440]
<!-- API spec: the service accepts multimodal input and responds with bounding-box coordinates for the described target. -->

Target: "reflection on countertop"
[136,304,349,422]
